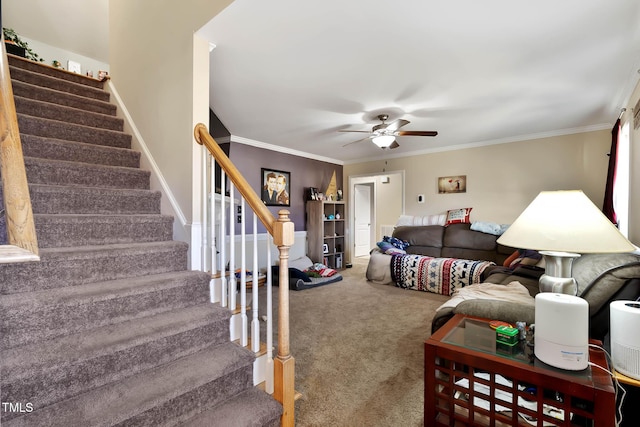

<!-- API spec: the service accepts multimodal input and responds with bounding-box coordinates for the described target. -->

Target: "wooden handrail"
[195,123,276,235]
[194,123,295,427]
[0,41,39,263]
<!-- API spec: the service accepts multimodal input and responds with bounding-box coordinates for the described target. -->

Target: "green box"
[496,325,519,345]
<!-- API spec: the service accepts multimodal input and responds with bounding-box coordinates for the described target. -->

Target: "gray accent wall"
[228,143,343,233]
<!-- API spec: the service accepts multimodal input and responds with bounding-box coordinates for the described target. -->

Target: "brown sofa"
[430,253,640,342]
[365,223,515,286]
[392,223,515,265]
[365,223,640,342]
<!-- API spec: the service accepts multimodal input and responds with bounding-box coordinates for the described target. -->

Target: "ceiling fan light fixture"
[372,135,396,148]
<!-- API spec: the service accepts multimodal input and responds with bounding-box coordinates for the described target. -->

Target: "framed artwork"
[261,168,290,206]
[308,187,319,201]
[438,175,467,194]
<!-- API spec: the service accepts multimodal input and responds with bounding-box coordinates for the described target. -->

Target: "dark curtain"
[602,119,620,224]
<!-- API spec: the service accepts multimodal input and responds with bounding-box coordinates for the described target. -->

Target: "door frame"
[347,171,405,263]
[353,182,374,257]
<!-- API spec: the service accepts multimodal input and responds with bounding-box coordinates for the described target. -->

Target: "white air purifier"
[610,300,640,380]
[535,293,589,370]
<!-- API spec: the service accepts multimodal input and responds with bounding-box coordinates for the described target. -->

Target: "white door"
[354,183,373,257]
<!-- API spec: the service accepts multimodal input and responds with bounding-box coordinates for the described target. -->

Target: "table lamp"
[497,190,636,295]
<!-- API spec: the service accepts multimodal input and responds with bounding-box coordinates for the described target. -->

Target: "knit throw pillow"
[445,207,472,225]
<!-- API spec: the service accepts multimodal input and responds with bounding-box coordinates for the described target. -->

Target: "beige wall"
[345,130,611,226]
[374,172,404,238]
[109,0,233,233]
[349,172,404,244]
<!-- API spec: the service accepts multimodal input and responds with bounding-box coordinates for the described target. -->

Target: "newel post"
[272,209,295,427]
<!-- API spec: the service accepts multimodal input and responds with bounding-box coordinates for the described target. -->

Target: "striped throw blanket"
[390,254,494,296]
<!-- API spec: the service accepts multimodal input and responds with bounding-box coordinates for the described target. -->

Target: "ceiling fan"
[340,114,438,149]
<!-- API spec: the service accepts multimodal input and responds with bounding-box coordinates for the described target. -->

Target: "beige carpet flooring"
[268,256,450,427]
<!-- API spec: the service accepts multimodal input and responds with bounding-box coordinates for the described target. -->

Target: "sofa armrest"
[365,248,394,285]
[431,300,535,334]
[454,300,535,326]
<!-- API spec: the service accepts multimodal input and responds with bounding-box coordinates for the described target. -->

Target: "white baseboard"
[106,81,189,244]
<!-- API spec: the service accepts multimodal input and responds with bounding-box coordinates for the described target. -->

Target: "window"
[614,120,630,236]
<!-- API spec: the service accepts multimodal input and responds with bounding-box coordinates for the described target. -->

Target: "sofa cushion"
[441,247,498,263]
[393,225,444,248]
[396,214,446,226]
[444,223,497,251]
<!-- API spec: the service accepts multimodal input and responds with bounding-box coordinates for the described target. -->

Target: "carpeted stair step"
[3,342,256,427]
[17,114,131,149]
[26,184,161,215]
[8,54,105,89]
[8,65,108,102]
[3,55,277,427]
[181,388,282,427]
[11,79,117,116]
[21,134,140,168]
[33,214,174,248]
[1,303,230,421]
[1,270,212,349]
[24,156,150,190]
[0,241,190,294]
[7,55,104,90]
[14,96,124,131]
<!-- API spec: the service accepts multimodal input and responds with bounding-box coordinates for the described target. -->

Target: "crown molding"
[342,123,611,164]
[230,135,344,165]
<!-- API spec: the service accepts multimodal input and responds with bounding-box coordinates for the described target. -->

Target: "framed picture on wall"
[437,175,467,194]
[261,168,290,206]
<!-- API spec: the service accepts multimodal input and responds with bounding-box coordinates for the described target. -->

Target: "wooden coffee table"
[425,314,615,426]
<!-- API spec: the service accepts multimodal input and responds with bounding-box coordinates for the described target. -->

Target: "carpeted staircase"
[0,55,282,426]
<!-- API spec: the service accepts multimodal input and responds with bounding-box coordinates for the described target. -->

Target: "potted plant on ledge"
[3,27,43,62]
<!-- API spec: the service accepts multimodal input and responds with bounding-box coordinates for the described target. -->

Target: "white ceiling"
[199,0,640,164]
[6,0,640,165]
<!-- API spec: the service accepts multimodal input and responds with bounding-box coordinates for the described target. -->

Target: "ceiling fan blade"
[396,130,438,137]
[388,141,400,149]
[338,129,372,133]
[385,119,410,132]
[342,136,372,147]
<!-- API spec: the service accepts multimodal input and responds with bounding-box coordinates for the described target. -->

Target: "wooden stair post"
[272,209,295,427]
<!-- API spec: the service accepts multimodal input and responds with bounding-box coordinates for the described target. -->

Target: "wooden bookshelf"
[306,200,346,269]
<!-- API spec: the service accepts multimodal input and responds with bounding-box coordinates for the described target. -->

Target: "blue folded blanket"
[470,221,509,236]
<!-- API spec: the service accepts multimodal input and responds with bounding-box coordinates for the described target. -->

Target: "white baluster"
[251,213,260,353]
[210,156,218,302]
[265,233,274,394]
[229,184,236,312]
[220,170,227,308]
[201,148,208,273]
[240,197,248,347]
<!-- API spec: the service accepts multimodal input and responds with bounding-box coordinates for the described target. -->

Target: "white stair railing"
[201,173,275,387]
[195,124,295,427]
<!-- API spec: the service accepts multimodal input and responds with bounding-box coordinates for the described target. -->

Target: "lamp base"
[538,251,580,295]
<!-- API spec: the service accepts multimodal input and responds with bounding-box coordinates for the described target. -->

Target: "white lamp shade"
[372,135,395,148]
[497,190,636,253]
